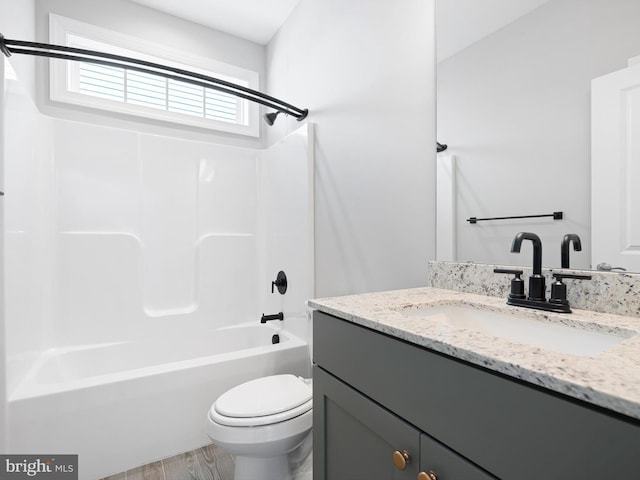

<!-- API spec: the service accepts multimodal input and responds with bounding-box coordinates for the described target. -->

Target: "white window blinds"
[77,63,240,123]
[49,14,259,136]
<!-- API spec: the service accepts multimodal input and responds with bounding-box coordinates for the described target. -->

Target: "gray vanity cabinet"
[314,366,421,479]
[313,311,640,479]
[314,367,495,479]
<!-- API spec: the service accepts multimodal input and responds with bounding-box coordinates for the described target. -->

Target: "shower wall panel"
[257,125,313,344]
[4,77,54,394]
[50,120,260,347]
[4,74,264,378]
[4,73,313,400]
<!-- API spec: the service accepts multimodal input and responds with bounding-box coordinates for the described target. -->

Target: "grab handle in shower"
[260,312,284,323]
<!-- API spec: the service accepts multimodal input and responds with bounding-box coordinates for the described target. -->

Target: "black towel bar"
[467,211,563,224]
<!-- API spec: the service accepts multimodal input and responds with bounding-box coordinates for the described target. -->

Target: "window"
[49,14,259,136]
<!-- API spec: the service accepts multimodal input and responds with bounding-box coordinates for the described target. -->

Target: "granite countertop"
[308,287,640,421]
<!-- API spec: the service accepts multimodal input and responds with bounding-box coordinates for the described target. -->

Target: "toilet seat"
[211,374,312,427]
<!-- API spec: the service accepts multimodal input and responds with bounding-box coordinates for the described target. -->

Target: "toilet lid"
[210,398,312,427]
[214,374,312,419]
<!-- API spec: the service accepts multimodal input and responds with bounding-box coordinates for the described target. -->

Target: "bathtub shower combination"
[2,70,314,479]
[9,324,310,479]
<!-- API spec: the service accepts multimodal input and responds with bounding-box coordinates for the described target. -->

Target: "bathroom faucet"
[511,232,545,301]
[561,234,582,269]
[495,231,591,313]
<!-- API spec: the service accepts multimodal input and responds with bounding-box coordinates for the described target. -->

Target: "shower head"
[263,111,281,126]
[264,108,308,125]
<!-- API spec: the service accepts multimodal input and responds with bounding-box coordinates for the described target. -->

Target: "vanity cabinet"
[314,366,495,479]
[313,311,640,479]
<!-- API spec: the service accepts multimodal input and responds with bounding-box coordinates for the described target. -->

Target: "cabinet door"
[419,433,496,479]
[314,366,420,480]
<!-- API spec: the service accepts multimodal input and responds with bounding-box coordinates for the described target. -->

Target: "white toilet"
[205,374,313,480]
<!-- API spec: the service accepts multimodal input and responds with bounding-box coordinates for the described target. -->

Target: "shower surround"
[2,74,313,478]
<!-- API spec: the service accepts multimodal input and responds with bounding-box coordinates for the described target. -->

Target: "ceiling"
[129,0,301,45]
[129,0,553,55]
[437,0,553,61]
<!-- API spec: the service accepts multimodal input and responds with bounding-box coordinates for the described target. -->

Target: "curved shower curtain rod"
[0,33,309,122]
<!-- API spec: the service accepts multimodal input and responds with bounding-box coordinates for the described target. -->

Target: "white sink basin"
[404,304,631,357]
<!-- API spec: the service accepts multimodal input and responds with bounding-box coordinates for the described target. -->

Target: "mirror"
[436,0,640,271]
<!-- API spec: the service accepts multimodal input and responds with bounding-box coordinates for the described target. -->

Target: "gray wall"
[267,0,437,297]
[437,0,640,270]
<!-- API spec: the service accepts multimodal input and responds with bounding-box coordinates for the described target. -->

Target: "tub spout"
[261,312,284,323]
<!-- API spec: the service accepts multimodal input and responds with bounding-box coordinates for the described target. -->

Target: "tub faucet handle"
[271,271,288,295]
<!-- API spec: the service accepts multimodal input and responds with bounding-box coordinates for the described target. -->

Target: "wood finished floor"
[100,443,313,480]
[100,444,234,480]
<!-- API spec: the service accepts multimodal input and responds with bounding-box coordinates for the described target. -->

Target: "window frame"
[49,14,260,137]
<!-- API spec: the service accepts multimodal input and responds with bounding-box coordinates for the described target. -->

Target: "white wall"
[257,124,314,345]
[32,0,266,148]
[3,77,264,358]
[51,120,261,346]
[0,13,39,426]
[0,0,36,101]
[3,74,55,396]
[3,74,311,390]
[1,53,7,453]
[267,0,437,297]
[437,0,640,270]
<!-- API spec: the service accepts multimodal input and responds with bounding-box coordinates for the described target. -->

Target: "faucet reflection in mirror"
[561,234,582,269]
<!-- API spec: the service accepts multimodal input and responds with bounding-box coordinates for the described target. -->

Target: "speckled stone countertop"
[309,287,640,421]
[426,261,640,318]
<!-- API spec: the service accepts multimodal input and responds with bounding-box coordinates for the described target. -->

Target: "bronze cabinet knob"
[392,450,411,470]
[418,471,439,480]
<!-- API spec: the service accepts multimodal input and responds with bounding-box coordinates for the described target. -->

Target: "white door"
[591,63,640,272]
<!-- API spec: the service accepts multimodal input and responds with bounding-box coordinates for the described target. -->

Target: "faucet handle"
[552,272,592,281]
[493,268,523,275]
[271,270,288,294]
[549,272,592,308]
[494,268,525,299]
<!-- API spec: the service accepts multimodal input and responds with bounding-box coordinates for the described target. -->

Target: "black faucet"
[511,232,545,301]
[561,234,582,268]
[494,232,591,313]
[261,312,284,323]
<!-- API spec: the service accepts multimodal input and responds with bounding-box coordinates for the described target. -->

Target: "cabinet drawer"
[313,311,640,479]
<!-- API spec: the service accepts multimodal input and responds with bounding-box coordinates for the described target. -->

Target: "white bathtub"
[6,322,311,480]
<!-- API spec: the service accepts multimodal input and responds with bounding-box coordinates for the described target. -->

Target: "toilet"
[205,374,313,480]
